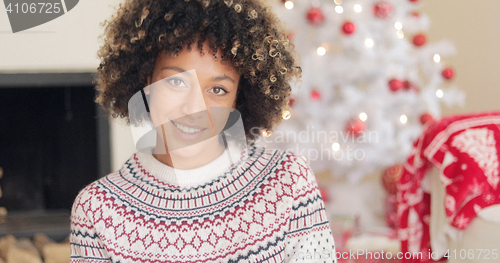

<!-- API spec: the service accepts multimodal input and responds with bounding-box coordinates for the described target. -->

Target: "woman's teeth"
[173,122,202,134]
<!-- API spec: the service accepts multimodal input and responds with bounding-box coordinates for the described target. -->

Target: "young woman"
[70,0,336,262]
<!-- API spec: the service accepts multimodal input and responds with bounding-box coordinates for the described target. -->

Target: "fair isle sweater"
[70,146,336,263]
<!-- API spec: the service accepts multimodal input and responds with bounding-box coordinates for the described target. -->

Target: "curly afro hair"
[95,0,302,142]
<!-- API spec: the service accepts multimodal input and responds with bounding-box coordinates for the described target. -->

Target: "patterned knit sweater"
[70,146,336,263]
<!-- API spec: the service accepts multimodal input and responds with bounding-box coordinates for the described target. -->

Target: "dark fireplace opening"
[0,73,110,241]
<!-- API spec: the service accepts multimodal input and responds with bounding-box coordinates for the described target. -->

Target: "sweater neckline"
[134,142,247,188]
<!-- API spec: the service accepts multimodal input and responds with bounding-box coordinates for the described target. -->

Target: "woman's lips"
[172,120,205,133]
[170,120,208,142]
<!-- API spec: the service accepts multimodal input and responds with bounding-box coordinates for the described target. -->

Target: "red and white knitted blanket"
[397,111,500,262]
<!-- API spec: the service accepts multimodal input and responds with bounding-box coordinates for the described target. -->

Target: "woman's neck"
[152,139,226,170]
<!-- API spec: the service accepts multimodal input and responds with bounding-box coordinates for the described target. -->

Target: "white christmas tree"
[263,0,465,182]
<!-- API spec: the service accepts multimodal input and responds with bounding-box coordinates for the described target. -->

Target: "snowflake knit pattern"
[397,111,500,262]
[70,146,336,263]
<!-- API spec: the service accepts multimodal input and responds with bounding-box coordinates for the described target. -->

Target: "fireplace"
[0,73,110,241]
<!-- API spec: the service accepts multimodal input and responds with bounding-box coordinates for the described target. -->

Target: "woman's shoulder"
[249,145,310,173]
[71,171,122,208]
[249,146,318,197]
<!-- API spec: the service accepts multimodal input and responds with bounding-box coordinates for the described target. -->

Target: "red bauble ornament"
[404,80,420,93]
[389,78,404,92]
[319,188,329,202]
[310,90,321,100]
[420,113,434,125]
[373,1,393,19]
[346,118,366,137]
[306,7,325,26]
[411,11,420,18]
[289,98,296,107]
[409,0,420,2]
[341,21,356,35]
[442,67,455,80]
[382,164,403,195]
[413,33,427,47]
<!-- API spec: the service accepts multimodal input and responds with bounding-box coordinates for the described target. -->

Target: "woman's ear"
[231,99,237,110]
[145,76,152,95]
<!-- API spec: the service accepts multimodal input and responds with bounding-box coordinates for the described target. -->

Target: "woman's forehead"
[155,42,238,78]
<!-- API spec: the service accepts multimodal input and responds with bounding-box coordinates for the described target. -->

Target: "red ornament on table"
[389,78,404,92]
[411,11,420,18]
[404,80,419,93]
[341,21,356,35]
[382,164,403,195]
[346,118,366,137]
[306,7,325,26]
[420,113,434,125]
[373,1,393,19]
[288,98,296,107]
[413,33,427,47]
[310,90,321,100]
[409,0,420,2]
[442,67,455,80]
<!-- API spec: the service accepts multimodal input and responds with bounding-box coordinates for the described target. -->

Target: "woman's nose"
[179,79,208,116]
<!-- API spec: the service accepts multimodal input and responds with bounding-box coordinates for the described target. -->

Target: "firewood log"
[43,243,71,263]
[6,238,43,263]
[33,233,55,257]
[0,235,15,260]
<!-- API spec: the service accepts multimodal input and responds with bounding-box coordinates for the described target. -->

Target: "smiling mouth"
[171,120,205,134]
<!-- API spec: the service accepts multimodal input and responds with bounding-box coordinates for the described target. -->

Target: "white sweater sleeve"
[70,186,112,263]
[284,153,336,263]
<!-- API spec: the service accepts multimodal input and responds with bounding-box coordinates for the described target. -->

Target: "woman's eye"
[210,87,228,96]
[166,78,187,87]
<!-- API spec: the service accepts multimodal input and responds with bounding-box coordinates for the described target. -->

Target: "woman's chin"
[169,136,221,162]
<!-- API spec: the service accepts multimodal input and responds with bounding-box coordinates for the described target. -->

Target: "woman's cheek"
[149,96,173,127]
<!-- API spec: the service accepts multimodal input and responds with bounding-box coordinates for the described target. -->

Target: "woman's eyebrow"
[212,75,235,83]
[160,66,188,74]
[160,66,235,83]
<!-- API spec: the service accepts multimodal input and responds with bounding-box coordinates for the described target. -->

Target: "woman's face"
[145,41,240,159]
